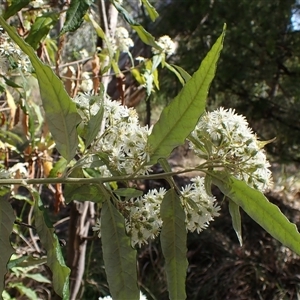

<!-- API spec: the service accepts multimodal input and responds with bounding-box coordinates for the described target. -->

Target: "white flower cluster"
[73,93,152,175]
[125,188,166,247]
[112,27,134,53]
[0,27,31,74]
[181,176,220,233]
[189,107,272,191]
[93,178,220,247]
[152,35,176,56]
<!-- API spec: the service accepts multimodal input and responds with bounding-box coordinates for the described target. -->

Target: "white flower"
[92,218,101,238]
[80,72,93,93]
[73,93,152,175]
[125,188,166,247]
[152,35,176,56]
[113,27,134,53]
[181,176,220,233]
[0,27,32,74]
[189,107,272,191]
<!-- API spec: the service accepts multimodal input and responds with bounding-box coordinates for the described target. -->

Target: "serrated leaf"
[141,0,159,21]
[147,26,226,164]
[228,199,243,246]
[25,13,59,49]
[32,191,70,299]
[0,198,15,298]
[160,189,188,300]
[101,200,139,300]
[0,17,81,162]
[3,0,30,20]
[212,172,300,255]
[60,0,93,35]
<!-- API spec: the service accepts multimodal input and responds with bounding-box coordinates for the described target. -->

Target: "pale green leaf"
[0,198,15,298]
[212,172,300,255]
[141,0,159,21]
[170,64,192,83]
[101,200,139,300]
[9,283,38,300]
[24,273,51,283]
[0,17,81,162]
[228,199,243,246]
[147,26,226,164]
[160,189,188,300]
[33,191,70,299]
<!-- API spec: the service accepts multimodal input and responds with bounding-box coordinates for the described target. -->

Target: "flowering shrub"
[0,2,300,300]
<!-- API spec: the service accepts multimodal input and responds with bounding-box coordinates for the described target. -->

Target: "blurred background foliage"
[147,0,300,163]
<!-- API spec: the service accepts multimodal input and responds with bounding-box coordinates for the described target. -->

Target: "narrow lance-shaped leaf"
[112,1,161,49]
[25,13,59,50]
[0,197,15,299]
[101,200,139,300]
[141,0,159,21]
[60,0,93,35]
[32,191,70,299]
[147,25,226,164]
[228,198,243,246]
[212,171,300,255]
[160,189,188,300]
[0,17,81,162]
[3,0,30,20]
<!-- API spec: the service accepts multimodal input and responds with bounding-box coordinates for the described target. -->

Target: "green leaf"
[160,189,188,300]
[228,199,243,246]
[0,17,81,162]
[60,0,93,35]
[9,283,38,300]
[24,273,51,283]
[101,200,139,300]
[84,103,104,148]
[0,75,22,88]
[0,198,15,297]
[170,64,192,83]
[212,172,300,255]
[48,157,68,178]
[164,62,186,86]
[32,191,70,299]
[25,13,59,50]
[113,188,143,199]
[3,0,30,20]
[112,1,160,49]
[64,184,104,203]
[147,26,226,164]
[141,0,159,21]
